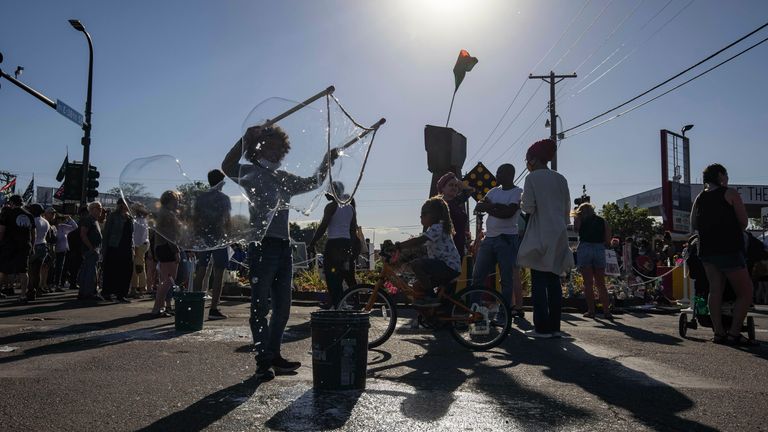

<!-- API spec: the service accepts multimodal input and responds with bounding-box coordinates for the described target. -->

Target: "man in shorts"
[192,169,232,320]
[0,195,35,303]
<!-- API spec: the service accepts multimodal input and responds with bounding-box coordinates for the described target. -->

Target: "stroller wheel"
[679,313,688,338]
[747,316,756,341]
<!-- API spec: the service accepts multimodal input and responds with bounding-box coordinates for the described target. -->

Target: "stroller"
[678,233,765,342]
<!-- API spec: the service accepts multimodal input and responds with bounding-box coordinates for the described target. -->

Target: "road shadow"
[0,313,165,345]
[367,331,592,428]
[282,320,311,343]
[0,297,114,318]
[137,375,265,432]
[265,389,363,431]
[500,337,718,431]
[0,322,177,365]
[592,317,684,345]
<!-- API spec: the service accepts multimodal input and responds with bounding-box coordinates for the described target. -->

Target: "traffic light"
[86,165,99,201]
[62,162,83,201]
[574,184,590,207]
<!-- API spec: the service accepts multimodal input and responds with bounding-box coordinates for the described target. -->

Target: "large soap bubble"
[236,88,384,218]
[119,155,266,251]
[122,87,384,250]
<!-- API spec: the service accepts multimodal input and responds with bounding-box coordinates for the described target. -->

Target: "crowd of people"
[0,126,762,382]
[0,188,242,323]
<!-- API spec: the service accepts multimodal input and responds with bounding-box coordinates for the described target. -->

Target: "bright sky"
[2,0,767,243]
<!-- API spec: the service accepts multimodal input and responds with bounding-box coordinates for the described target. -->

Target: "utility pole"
[529,71,576,171]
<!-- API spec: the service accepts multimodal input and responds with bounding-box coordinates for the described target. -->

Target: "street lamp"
[681,124,694,137]
[68,19,94,207]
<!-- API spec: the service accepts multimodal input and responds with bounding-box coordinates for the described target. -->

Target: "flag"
[54,183,65,200]
[22,176,34,204]
[453,49,478,92]
[0,177,16,194]
[56,154,69,182]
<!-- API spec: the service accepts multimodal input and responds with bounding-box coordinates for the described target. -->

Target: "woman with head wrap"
[436,172,474,259]
[516,139,574,339]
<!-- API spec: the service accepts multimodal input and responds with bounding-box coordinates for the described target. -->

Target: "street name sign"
[56,99,84,127]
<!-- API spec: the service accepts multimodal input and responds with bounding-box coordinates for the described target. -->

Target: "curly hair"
[242,125,290,162]
[160,190,181,207]
[423,196,454,236]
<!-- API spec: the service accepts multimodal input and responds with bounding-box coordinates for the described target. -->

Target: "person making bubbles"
[222,124,338,381]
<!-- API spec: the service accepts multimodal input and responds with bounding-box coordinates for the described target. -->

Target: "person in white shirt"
[471,164,523,314]
[27,204,51,299]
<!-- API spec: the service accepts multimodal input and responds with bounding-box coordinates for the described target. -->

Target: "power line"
[565,33,768,138]
[574,0,695,95]
[474,82,544,163]
[563,20,768,134]
[469,0,591,163]
[551,0,616,70]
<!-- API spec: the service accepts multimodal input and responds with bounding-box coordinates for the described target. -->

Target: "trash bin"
[310,310,369,391]
[174,291,205,331]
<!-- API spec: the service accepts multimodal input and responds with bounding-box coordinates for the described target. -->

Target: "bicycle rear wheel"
[339,284,397,349]
[448,288,510,351]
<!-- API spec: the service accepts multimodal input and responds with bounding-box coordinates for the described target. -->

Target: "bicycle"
[338,248,511,351]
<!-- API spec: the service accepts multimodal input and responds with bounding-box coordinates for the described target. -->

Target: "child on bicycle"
[396,197,461,307]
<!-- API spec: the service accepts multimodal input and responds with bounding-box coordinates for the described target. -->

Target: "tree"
[290,221,320,246]
[107,182,149,199]
[600,202,662,241]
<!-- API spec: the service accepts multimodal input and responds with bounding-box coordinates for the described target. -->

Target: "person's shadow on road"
[136,376,265,432]
[499,336,718,431]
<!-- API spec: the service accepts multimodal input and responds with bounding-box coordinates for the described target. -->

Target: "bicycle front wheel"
[448,288,511,351]
[339,284,397,349]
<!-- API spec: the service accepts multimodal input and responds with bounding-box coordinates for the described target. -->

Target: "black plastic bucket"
[310,310,370,390]
[173,291,205,331]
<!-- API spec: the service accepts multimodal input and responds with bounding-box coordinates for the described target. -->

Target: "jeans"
[248,238,293,364]
[78,250,99,297]
[54,252,67,287]
[531,269,562,333]
[471,234,519,307]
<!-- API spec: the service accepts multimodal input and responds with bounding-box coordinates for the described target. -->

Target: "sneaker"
[208,308,228,320]
[525,330,553,339]
[272,356,301,374]
[255,362,275,381]
[116,297,131,304]
[102,295,113,302]
[55,286,66,293]
[0,292,6,299]
[511,308,525,319]
[413,297,441,307]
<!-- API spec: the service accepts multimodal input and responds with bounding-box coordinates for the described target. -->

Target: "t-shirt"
[422,223,461,273]
[0,207,34,250]
[231,163,325,241]
[483,186,522,238]
[80,214,102,250]
[34,216,51,246]
[193,186,232,246]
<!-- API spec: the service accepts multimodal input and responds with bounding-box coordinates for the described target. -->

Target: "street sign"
[463,162,496,202]
[56,99,84,126]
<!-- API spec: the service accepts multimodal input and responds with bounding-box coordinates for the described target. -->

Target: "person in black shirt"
[691,163,752,345]
[573,203,612,319]
[0,195,35,302]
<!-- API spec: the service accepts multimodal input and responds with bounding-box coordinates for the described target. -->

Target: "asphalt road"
[0,292,766,431]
